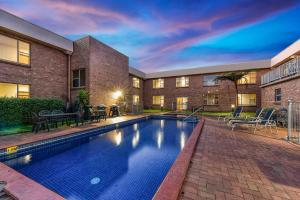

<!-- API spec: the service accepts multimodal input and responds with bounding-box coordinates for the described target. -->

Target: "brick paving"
[0,115,145,150]
[179,118,300,200]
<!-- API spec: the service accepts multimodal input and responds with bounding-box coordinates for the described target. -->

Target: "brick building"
[1,9,300,112]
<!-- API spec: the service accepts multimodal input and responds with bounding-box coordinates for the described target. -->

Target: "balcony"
[261,56,300,86]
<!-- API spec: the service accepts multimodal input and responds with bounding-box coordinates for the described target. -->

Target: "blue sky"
[1,0,300,72]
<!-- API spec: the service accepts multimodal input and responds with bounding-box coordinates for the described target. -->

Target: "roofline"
[143,60,271,79]
[0,9,73,53]
[271,39,300,67]
[129,67,146,79]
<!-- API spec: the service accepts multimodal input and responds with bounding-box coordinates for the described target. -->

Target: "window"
[153,96,164,107]
[176,76,189,87]
[238,94,256,106]
[132,77,140,88]
[72,69,86,88]
[203,75,219,86]
[0,83,30,98]
[133,95,140,105]
[0,34,30,65]
[177,97,188,110]
[153,79,164,88]
[203,94,219,105]
[275,88,281,102]
[238,72,256,84]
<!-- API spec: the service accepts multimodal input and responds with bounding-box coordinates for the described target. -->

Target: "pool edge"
[152,118,205,200]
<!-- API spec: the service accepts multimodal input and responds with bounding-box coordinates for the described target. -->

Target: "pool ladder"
[183,106,203,122]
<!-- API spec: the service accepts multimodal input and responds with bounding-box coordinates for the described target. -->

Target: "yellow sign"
[6,146,18,154]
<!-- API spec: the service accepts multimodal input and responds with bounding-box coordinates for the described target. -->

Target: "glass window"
[0,34,30,65]
[0,83,30,98]
[238,72,256,84]
[18,41,30,65]
[238,94,256,106]
[132,77,140,88]
[132,95,140,105]
[153,79,164,88]
[73,69,85,88]
[203,75,219,86]
[203,94,219,105]
[275,88,281,102]
[153,96,164,107]
[176,77,189,87]
[0,34,17,62]
[177,97,188,110]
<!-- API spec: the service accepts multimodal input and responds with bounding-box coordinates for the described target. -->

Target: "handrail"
[183,106,203,121]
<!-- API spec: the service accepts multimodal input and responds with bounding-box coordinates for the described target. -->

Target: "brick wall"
[144,70,268,112]
[261,77,300,109]
[0,30,68,101]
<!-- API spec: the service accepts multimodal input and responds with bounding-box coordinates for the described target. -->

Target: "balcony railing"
[261,56,300,85]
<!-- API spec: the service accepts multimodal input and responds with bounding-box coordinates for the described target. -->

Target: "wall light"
[112,90,122,99]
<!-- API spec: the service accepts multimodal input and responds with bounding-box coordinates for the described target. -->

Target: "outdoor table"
[39,113,79,127]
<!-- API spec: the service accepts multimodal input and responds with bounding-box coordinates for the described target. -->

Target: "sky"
[1,0,300,72]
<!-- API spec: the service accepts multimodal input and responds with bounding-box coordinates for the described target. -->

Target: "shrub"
[0,97,64,128]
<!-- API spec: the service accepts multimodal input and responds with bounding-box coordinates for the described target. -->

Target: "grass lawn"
[0,124,32,136]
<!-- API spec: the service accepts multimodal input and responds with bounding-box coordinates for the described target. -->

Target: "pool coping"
[0,115,199,200]
[152,118,205,200]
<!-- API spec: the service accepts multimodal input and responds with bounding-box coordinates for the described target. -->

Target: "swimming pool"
[3,117,196,200]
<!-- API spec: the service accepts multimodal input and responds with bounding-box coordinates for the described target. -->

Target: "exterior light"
[112,90,122,99]
[231,104,235,108]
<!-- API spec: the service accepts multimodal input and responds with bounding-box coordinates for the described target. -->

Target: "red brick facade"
[261,77,300,109]
[0,30,69,100]
[144,70,268,112]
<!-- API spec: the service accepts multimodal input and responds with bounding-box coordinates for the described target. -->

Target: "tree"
[215,72,249,107]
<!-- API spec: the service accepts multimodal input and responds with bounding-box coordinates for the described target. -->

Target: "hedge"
[0,97,64,128]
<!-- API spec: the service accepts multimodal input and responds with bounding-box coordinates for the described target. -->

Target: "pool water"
[5,118,195,200]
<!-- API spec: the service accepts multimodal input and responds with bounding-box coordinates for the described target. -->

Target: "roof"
[129,67,146,78]
[0,9,73,53]
[271,39,300,67]
[144,60,271,79]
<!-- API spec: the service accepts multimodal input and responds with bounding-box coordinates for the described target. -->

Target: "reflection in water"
[132,130,140,148]
[180,131,186,150]
[157,131,163,149]
[115,131,123,146]
[133,123,138,131]
[176,120,182,128]
[23,154,32,164]
[160,120,164,128]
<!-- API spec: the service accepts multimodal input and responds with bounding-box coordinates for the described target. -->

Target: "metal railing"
[287,100,300,143]
[131,104,143,114]
[261,56,300,85]
[183,106,203,121]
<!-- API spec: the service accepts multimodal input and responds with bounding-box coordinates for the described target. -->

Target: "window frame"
[152,95,164,107]
[132,77,140,88]
[238,93,257,106]
[176,97,188,110]
[72,69,86,88]
[275,88,281,102]
[203,75,219,86]
[176,76,189,88]
[238,72,257,85]
[152,78,164,89]
[0,34,31,66]
[203,94,219,105]
[0,82,30,98]
[132,95,140,105]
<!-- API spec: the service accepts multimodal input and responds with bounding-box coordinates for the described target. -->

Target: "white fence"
[261,56,300,85]
[287,100,300,143]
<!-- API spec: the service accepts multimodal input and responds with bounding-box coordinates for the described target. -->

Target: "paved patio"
[0,115,145,149]
[179,118,300,200]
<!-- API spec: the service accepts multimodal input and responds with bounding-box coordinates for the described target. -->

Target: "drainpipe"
[67,54,71,108]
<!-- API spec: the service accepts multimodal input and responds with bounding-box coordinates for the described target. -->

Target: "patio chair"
[31,112,49,133]
[218,106,243,122]
[230,108,277,134]
[38,110,51,116]
[228,108,264,127]
[276,108,288,128]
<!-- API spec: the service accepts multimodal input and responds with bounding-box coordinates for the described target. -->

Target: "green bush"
[0,97,64,128]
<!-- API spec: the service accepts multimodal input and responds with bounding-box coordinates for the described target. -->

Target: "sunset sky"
[1,0,300,72]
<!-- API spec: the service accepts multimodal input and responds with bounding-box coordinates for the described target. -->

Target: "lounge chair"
[230,108,277,134]
[228,108,263,127]
[218,106,243,122]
